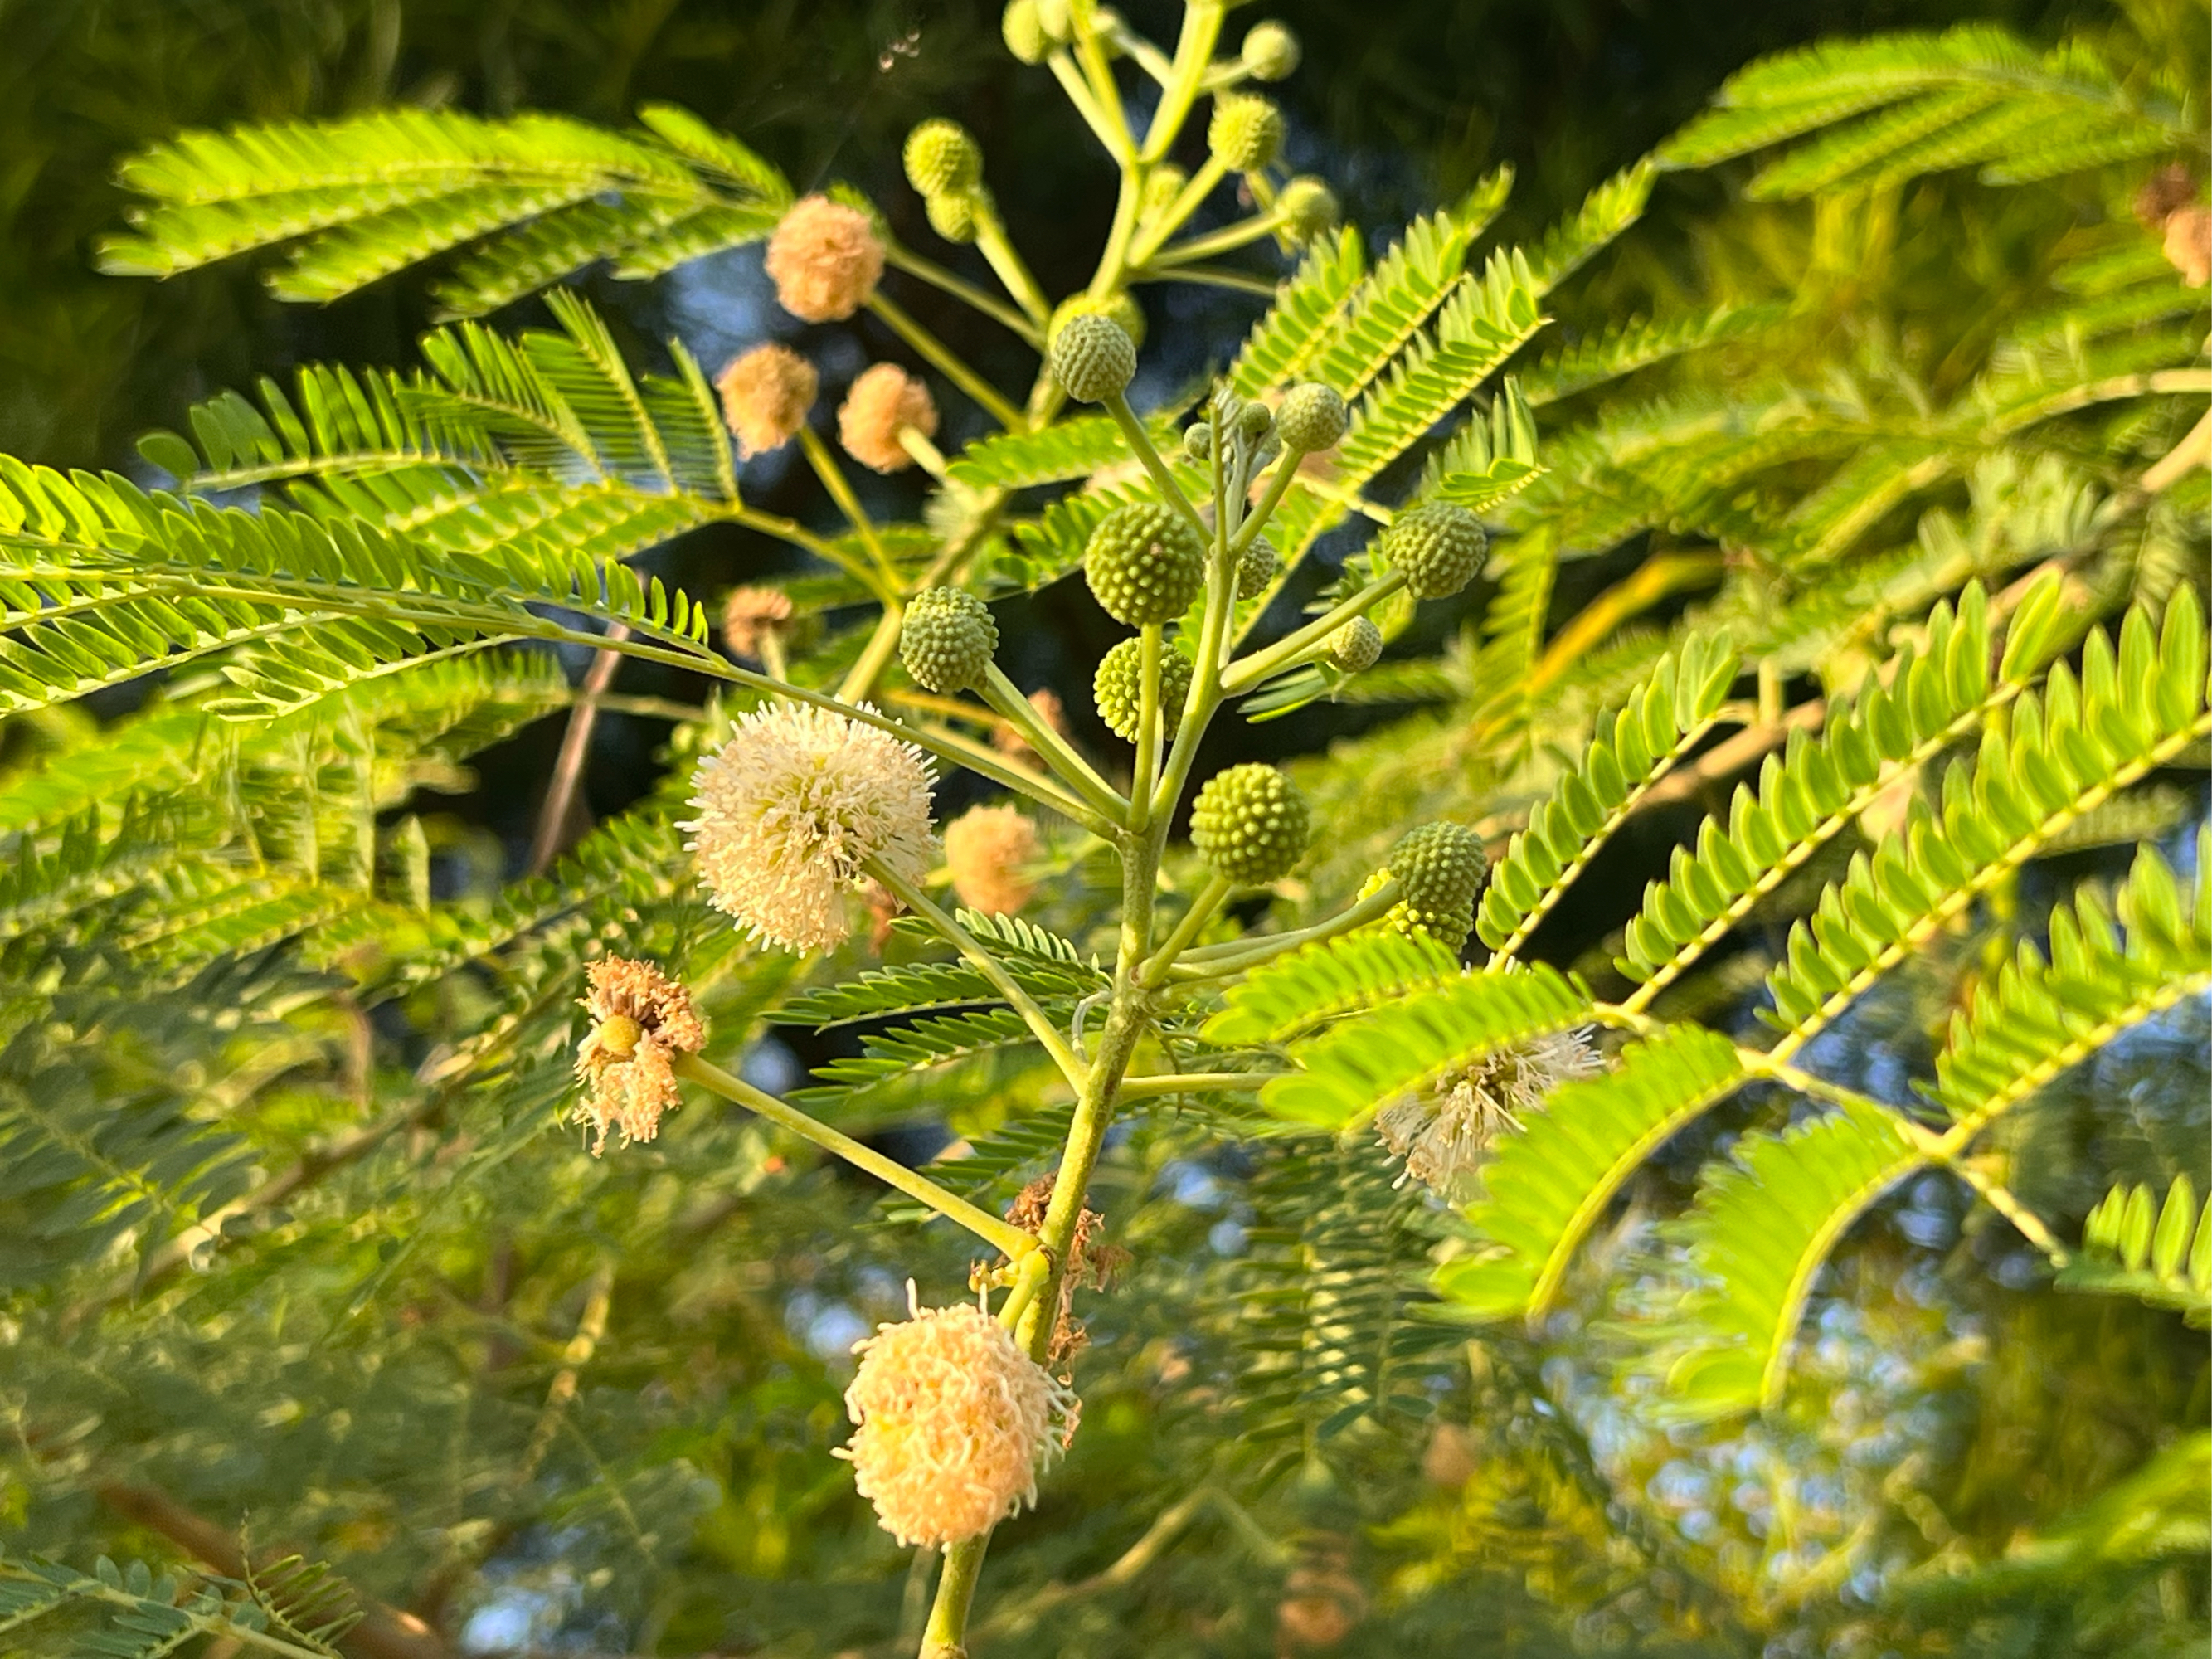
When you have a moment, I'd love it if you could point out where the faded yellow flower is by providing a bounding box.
[1374,1026,1600,1199]
[839,1294,1077,1550]
[943,804,1038,916]
[722,585,795,659]
[715,343,818,457]
[572,957,705,1155]
[838,362,939,474]
[764,195,886,322]
[684,701,937,953]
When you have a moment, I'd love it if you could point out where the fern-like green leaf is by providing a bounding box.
[1477,634,1739,959]
[2058,1175,2212,1324]
[1203,929,1461,1048]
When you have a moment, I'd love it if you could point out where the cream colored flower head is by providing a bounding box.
[944,803,1038,917]
[765,195,886,322]
[684,701,938,953]
[1375,1026,1600,1199]
[715,343,818,457]
[572,956,706,1155]
[722,585,794,658]
[839,1294,1078,1550]
[838,362,939,474]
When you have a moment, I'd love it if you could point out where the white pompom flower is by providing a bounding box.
[684,701,938,953]
[1375,1027,1601,1199]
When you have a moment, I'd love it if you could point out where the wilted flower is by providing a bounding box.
[572,957,705,1155]
[684,701,937,953]
[1374,1027,1600,1198]
[715,344,818,457]
[764,195,885,322]
[722,585,795,659]
[838,362,939,473]
[943,804,1038,916]
[839,1292,1078,1550]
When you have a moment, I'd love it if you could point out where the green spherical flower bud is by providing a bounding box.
[1208,94,1285,173]
[1050,313,1137,404]
[1328,615,1383,673]
[926,189,981,244]
[1236,535,1281,600]
[1277,176,1340,242]
[1182,422,1214,463]
[1382,820,1488,950]
[1241,20,1301,80]
[1048,291,1145,353]
[1002,0,1049,61]
[1383,499,1487,600]
[1237,401,1275,443]
[1276,382,1348,454]
[900,587,999,693]
[1092,636,1194,742]
[1034,0,1073,43]
[1191,763,1310,886]
[903,119,982,197]
[1142,164,1187,219]
[1084,501,1206,625]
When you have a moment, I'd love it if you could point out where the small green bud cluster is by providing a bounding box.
[1051,313,1139,404]
[1048,292,1146,353]
[1236,536,1281,600]
[904,119,990,246]
[1381,500,1486,599]
[1085,501,1206,625]
[1241,21,1300,81]
[1276,177,1340,243]
[900,587,999,693]
[1001,0,1067,61]
[1380,821,1488,950]
[1208,95,1284,173]
[1191,764,1309,885]
[1093,638,1194,741]
[1328,615,1383,672]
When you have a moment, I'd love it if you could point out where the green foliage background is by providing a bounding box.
[0,2,2205,1657]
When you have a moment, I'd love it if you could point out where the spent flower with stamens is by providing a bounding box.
[722,585,794,659]
[715,343,817,457]
[944,804,1038,916]
[572,957,705,1155]
[1375,1027,1600,1199]
[839,362,939,474]
[840,1295,1078,1550]
[685,702,937,953]
[765,195,886,322]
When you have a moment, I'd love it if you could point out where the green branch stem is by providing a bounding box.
[1116,1070,1287,1100]
[982,663,1129,821]
[866,292,1028,431]
[1129,153,1230,266]
[1101,388,1209,540]
[1138,873,1232,985]
[799,427,899,591]
[669,1052,1033,1258]
[1144,208,1288,270]
[884,241,1045,343]
[1223,571,1406,693]
[1168,881,1398,976]
[866,859,1090,1091]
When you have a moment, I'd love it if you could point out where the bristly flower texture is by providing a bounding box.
[838,362,939,473]
[944,803,1038,916]
[685,701,938,953]
[840,1294,1078,1550]
[573,957,706,1155]
[764,194,886,322]
[715,343,818,457]
[1375,1028,1601,1199]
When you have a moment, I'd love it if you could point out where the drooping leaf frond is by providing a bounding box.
[1203,929,1461,1048]
[100,105,791,314]
[2058,1175,2212,1324]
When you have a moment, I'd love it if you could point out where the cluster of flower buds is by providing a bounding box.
[903,117,991,247]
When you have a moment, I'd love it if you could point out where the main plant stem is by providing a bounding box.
[918,831,1161,1657]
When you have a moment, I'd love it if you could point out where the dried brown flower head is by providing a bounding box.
[722,585,795,659]
[1003,1173,1126,1367]
[764,195,885,322]
[715,344,818,457]
[839,1294,1077,1550]
[838,362,939,474]
[2163,204,2211,287]
[573,957,705,1155]
[943,804,1038,916]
